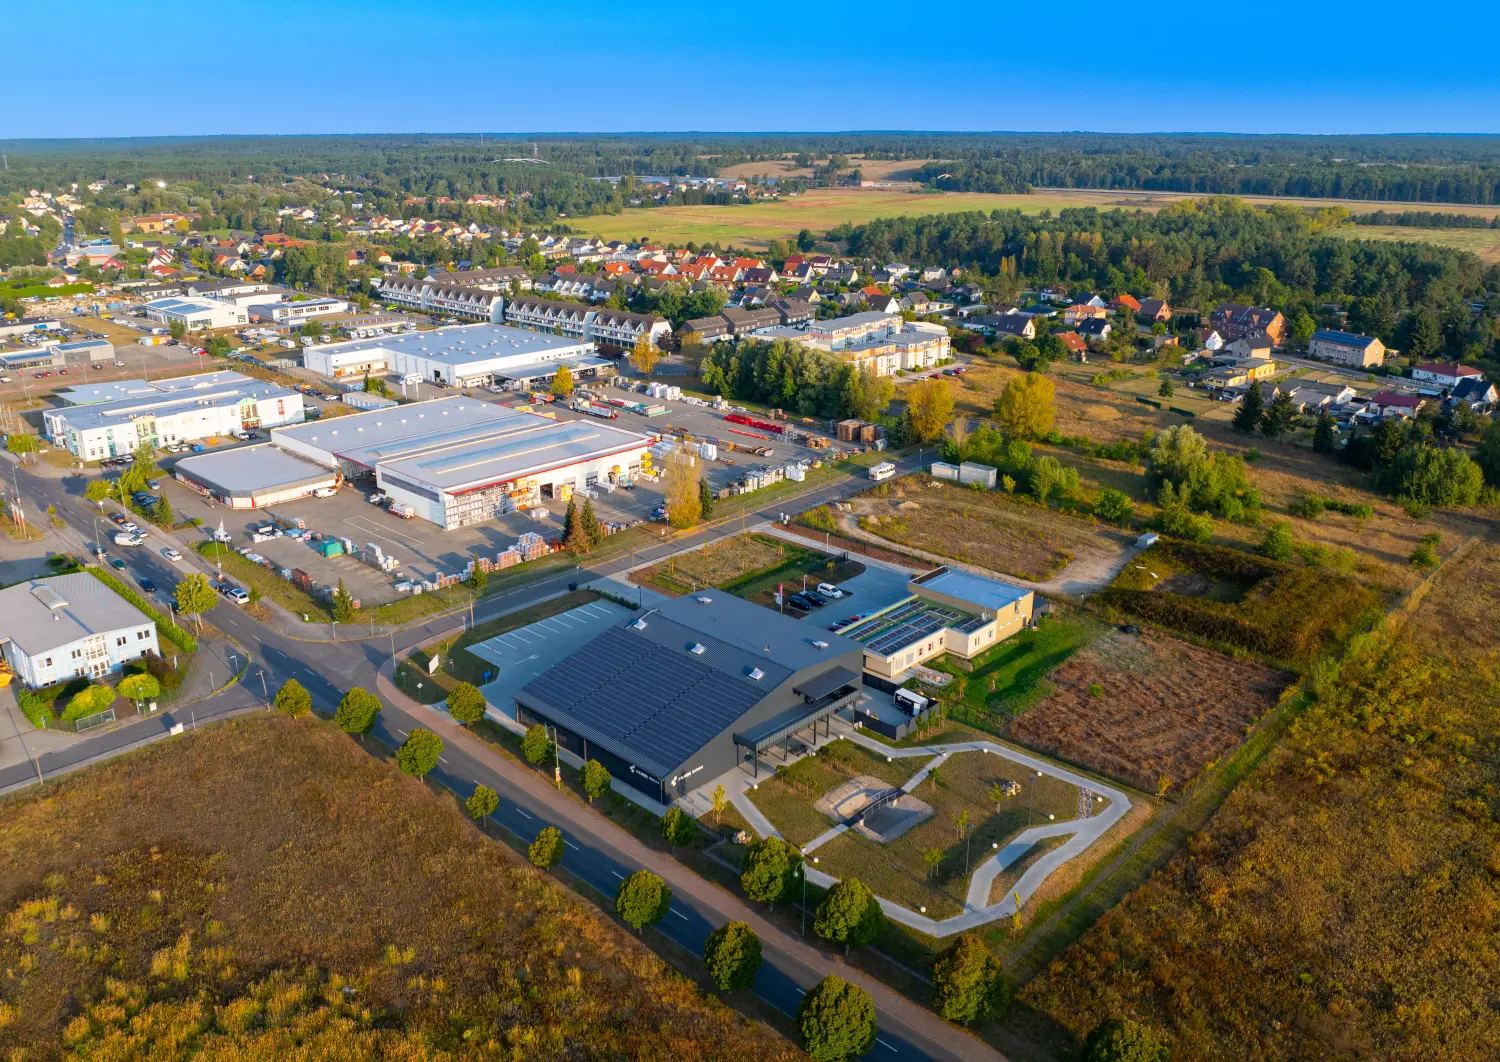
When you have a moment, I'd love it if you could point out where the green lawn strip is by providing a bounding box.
[747,740,933,847]
[930,613,1107,725]
[395,588,603,703]
[813,750,1079,920]
[86,565,197,652]
[2,282,94,298]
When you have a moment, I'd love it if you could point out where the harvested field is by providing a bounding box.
[1003,630,1289,793]
[0,716,797,1061]
[848,476,1127,584]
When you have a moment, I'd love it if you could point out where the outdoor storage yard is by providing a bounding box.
[839,475,1131,587]
[1001,628,1289,794]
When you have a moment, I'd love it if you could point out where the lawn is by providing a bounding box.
[745,739,933,848]
[812,748,1080,919]
[633,531,864,608]
[930,612,1109,725]
[395,587,603,703]
[1,281,95,299]
[0,714,793,1061]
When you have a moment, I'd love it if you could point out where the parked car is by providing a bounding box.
[802,590,828,607]
[816,582,844,598]
[137,577,157,593]
[109,513,127,525]
[161,547,182,561]
[218,585,250,605]
[787,593,816,611]
[146,479,160,490]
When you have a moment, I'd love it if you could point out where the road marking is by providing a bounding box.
[395,729,407,737]
[438,756,449,764]
[515,807,532,819]
[610,870,625,880]
[564,840,579,851]
[670,908,689,921]
[794,986,807,995]
[876,1038,897,1052]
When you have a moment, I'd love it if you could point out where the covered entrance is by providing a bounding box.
[733,665,862,778]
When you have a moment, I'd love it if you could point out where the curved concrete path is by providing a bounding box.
[802,732,1132,939]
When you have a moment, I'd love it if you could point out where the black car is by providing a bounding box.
[787,594,816,611]
[802,590,828,607]
[137,577,157,593]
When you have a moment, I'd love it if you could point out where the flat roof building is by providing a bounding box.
[0,573,160,688]
[143,296,248,331]
[272,397,653,528]
[43,370,304,459]
[515,592,867,804]
[172,444,340,509]
[761,312,951,377]
[300,322,599,389]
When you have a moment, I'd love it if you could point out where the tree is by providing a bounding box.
[331,579,355,624]
[1083,1018,1171,1062]
[1094,488,1133,524]
[797,976,876,1062]
[334,687,381,733]
[1258,520,1295,562]
[931,933,1012,1024]
[561,497,589,553]
[84,479,113,506]
[703,921,762,992]
[445,681,486,725]
[521,722,553,765]
[550,364,574,396]
[662,444,702,529]
[813,878,884,954]
[698,477,715,520]
[615,869,671,933]
[661,807,697,849]
[904,378,955,443]
[1260,389,1296,440]
[466,784,498,820]
[5,433,36,457]
[152,492,174,527]
[1232,381,1264,434]
[529,825,564,867]
[1158,378,1174,399]
[271,677,312,718]
[467,561,488,592]
[173,573,218,633]
[1475,421,1500,487]
[1312,409,1337,454]
[630,333,661,375]
[993,372,1055,440]
[740,836,801,905]
[118,673,160,708]
[1379,444,1484,507]
[709,782,728,826]
[579,496,602,546]
[581,758,611,802]
[168,319,187,341]
[396,728,443,776]
[922,848,944,880]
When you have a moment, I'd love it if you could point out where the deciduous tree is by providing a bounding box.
[905,377,955,443]
[466,784,498,820]
[273,677,312,718]
[615,869,671,933]
[396,728,442,776]
[117,673,160,708]
[740,836,800,905]
[334,686,381,733]
[931,933,1012,1024]
[813,878,884,954]
[660,807,697,849]
[550,364,574,396]
[797,976,876,1062]
[521,723,552,765]
[993,372,1055,440]
[445,681,486,725]
[703,921,762,992]
[581,759,611,802]
[173,573,218,633]
[662,443,702,529]
[528,825,564,867]
[1083,1018,1171,1062]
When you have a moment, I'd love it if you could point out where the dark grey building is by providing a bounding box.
[514,592,865,804]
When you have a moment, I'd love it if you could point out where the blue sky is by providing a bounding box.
[7,0,1496,138]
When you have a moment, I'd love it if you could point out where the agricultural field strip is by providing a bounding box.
[800,733,1131,938]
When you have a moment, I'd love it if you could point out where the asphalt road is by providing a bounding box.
[4,449,989,1062]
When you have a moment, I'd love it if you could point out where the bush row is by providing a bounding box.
[86,566,197,653]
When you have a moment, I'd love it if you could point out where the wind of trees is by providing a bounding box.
[700,338,895,420]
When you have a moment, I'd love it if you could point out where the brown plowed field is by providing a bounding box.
[1004,630,1288,793]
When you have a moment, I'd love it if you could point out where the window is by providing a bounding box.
[71,648,83,659]
[116,636,127,647]
[42,657,52,667]
[138,629,151,641]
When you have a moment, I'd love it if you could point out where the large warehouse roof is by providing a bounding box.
[59,370,254,406]
[274,397,650,492]
[315,322,589,368]
[517,594,861,778]
[173,444,337,499]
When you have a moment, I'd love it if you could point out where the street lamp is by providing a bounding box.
[545,724,563,788]
[1028,769,1043,826]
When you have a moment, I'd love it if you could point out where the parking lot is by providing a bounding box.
[471,598,634,720]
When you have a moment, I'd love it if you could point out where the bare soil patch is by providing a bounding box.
[1004,630,1289,793]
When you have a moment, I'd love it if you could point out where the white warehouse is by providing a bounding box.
[43,370,304,459]
[0,574,160,687]
[143,296,248,331]
[300,322,607,390]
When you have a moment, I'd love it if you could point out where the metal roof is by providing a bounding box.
[913,567,1030,613]
[45,376,299,433]
[516,594,862,777]
[173,444,337,497]
[314,322,591,369]
[59,371,253,406]
[0,573,154,659]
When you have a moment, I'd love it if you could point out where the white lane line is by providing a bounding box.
[794,986,807,995]
[564,840,580,850]
[670,908,689,921]
[515,807,532,819]
[611,870,625,880]
[876,1039,896,1051]
[438,756,449,764]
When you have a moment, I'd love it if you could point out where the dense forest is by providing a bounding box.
[840,198,1500,362]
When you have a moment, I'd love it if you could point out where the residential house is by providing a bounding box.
[1451,376,1498,412]
[1056,331,1088,357]
[743,267,778,285]
[867,293,901,314]
[719,306,783,336]
[1411,362,1484,389]
[1368,391,1424,418]
[972,314,1036,340]
[680,316,732,343]
[1211,304,1286,345]
[1309,329,1386,368]
[0,575,161,688]
[1138,298,1171,322]
[767,297,814,327]
[1225,336,1274,360]
[1063,303,1109,325]
[1193,327,1225,351]
[1077,318,1112,341]
[901,292,932,314]
[1110,293,1142,313]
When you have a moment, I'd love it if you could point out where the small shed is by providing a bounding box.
[930,461,960,481]
[1136,532,1160,549]
[958,461,998,489]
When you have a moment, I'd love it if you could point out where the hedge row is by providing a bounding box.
[86,566,197,653]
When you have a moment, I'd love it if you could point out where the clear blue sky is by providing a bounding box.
[8,0,1497,138]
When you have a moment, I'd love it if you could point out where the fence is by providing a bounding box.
[72,707,116,733]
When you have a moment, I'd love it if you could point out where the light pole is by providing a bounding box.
[546,724,562,788]
[1028,769,1042,826]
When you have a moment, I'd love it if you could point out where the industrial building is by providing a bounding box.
[514,592,867,804]
[172,444,340,509]
[760,311,951,377]
[142,296,249,331]
[43,370,304,459]
[841,567,1034,679]
[299,322,608,390]
[42,338,114,364]
[0,574,160,687]
[271,397,653,528]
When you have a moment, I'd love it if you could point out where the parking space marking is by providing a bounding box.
[343,516,424,551]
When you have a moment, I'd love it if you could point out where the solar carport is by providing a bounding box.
[514,593,866,804]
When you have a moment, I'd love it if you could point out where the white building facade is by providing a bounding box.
[0,575,160,687]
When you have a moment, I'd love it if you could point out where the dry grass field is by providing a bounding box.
[1331,223,1500,262]
[0,716,797,1061]
[1003,629,1290,793]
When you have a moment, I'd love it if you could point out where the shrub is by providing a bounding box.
[1093,488,1133,524]
[61,684,115,723]
[660,807,697,849]
[1287,493,1325,520]
[1083,1018,1171,1062]
[931,933,1013,1024]
[87,567,196,652]
[528,826,564,868]
[16,689,50,729]
[801,506,839,533]
[1257,520,1295,562]
[703,921,762,993]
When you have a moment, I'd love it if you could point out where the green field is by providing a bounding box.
[569,188,1113,248]
[2,281,95,299]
